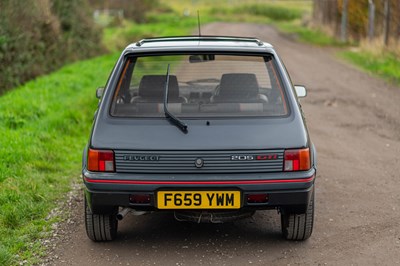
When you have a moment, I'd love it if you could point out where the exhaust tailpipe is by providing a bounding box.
[116,208,131,220]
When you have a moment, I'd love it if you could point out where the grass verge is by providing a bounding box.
[340,50,400,86]
[0,52,119,265]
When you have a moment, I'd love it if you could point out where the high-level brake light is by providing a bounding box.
[88,149,115,172]
[284,148,310,171]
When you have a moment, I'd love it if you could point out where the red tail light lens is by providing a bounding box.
[284,148,311,171]
[247,194,269,204]
[88,149,115,172]
[130,194,151,204]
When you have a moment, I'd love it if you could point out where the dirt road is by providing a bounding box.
[44,23,400,265]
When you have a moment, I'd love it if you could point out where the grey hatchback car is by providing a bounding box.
[82,36,317,242]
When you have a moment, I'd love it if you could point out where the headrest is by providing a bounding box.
[138,75,179,98]
[219,73,259,98]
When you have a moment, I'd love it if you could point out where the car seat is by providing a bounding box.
[130,75,187,103]
[211,73,268,103]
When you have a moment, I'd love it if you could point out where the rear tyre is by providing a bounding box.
[84,197,118,241]
[280,189,314,241]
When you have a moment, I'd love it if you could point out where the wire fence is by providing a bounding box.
[313,0,400,46]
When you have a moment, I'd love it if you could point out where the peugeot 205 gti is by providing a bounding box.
[82,36,317,241]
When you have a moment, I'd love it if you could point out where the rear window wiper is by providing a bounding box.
[164,64,188,134]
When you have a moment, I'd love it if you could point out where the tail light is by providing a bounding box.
[284,148,310,171]
[88,149,115,172]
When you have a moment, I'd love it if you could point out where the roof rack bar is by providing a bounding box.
[135,36,264,47]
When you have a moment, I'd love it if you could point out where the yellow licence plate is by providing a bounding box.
[157,191,241,209]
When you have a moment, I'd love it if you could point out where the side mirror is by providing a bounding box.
[96,87,104,99]
[294,85,307,98]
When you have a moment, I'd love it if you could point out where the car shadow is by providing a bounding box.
[104,210,287,248]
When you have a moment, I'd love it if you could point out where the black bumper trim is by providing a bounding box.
[85,184,314,214]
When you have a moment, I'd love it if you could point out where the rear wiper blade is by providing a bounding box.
[164,64,188,134]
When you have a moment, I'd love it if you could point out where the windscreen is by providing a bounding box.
[110,54,289,118]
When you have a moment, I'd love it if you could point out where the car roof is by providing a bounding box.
[124,36,274,52]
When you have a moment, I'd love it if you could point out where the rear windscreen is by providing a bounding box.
[110,54,289,118]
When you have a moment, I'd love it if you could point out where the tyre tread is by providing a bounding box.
[84,197,118,242]
[281,189,314,241]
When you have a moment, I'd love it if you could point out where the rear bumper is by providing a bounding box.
[83,169,316,214]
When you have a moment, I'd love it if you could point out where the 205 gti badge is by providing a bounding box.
[230,154,278,161]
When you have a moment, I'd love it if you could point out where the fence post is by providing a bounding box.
[368,0,375,41]
[383,0,390,46]
[313,0,319,23]
[397,0,400,43]
[341,0,349,42]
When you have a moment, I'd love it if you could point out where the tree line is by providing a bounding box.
[0,0,105,93]
[0,0,161,94]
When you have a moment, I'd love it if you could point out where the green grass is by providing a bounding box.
[277,21,344,46]
[0,52,119,265]
[205,2,308,25]
[340,50,400,86]
[163,0,311,15]
[209,3,304,22]
[103,12,213,52]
